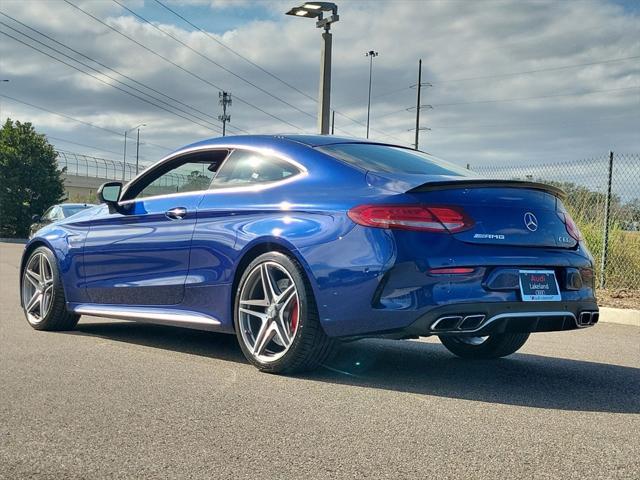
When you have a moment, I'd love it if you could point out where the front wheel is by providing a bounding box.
[21,246,79,331]
[234,252,334,374]
[439,333,530,359]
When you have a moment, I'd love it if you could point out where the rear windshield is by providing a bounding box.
[319,143,472,177]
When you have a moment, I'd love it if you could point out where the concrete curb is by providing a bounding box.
[0,238,27,244]
[598,307,640,327]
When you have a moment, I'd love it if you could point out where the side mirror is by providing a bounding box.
[97,182,122,204]
[31,214,41,223]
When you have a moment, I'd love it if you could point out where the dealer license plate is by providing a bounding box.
[519,270,561,302]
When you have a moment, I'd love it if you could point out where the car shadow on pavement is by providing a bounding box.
[73,322,639,414]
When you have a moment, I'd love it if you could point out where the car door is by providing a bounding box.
[188,148,304,322]
[82,151,222,306]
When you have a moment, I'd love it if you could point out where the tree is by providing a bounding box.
[0,119,65,238]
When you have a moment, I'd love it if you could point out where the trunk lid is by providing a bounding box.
[367,172,576,249]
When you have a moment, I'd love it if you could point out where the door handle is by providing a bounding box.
[165,207,187,220]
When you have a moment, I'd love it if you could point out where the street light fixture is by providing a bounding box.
[365,50,378,139]
[122,123,146,180]
[286,2,339,135]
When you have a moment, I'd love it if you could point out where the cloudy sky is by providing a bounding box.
[0,0,638,169]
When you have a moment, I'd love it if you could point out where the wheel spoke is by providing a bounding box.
[26,291,41,314]
[253,322,274,356]
[274,312,292,347]
[275,284,295,305]
[25,269,40,288]
[239,307,268,321]
[39,254,46,280]
[239,298,269,307]
[260,264,278,303]
[278,288,296,311]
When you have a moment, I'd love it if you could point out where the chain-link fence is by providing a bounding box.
[471,153,640,291]
[56,150,188,188]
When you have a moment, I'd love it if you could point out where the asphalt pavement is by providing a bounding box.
[1,242,639,479]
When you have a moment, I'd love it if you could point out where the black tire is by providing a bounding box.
[439,333,530,359]
[233,251,335,374]
[21,246,79,331]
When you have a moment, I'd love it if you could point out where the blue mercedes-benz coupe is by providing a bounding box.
[20,135,598,373]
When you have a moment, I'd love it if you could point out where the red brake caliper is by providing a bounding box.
[290,299,299,334]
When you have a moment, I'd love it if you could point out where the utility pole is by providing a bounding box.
[135,127,141,175]
[218,91,232,136]
[122,130,128,181]
[414,59,422,150]
[365,50,378,139]
[412,59,432,150]
[122,123,145,181]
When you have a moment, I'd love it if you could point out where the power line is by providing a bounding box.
[150,0,366,138]
[430,85,640,107]
[0,28,228,135]
[153,0,317,103]
[61,0,306,132]
[435,55,640,84]
[113,0,316,124]
[0,11,246,134]
[372,55,640,100]
[373,85,640,120]
[47,135,132,157]
[0,93,173,151]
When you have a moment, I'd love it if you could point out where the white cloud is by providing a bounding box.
[0,0,637,166]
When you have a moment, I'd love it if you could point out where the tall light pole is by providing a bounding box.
[365,50,378,139]
[122,123,146,181]
[286,2,339,135]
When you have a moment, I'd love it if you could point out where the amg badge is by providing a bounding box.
[473,233,505,240]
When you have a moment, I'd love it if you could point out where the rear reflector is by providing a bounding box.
[428,267,475,275]
[348,204,473,232]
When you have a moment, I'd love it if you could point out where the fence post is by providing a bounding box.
[599,151,614,289]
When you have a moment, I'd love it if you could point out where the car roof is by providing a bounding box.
[60,203,95,207]
[178,134,399,151]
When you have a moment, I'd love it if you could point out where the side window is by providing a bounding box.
[126,150,228,200]
[211,149,299,189]
[41,207,54,221]
[139,162,216,198]
[50,207,64,221]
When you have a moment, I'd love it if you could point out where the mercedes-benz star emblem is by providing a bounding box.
[524,212,538,232]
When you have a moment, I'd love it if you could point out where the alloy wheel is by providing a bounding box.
[238,261,300,363]
[22,252,54,324]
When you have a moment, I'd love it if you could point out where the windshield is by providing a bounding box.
[319,143,472,177]
[61,205,92,218]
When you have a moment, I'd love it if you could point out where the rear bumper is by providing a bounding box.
[410,300,598,336]
[346,300,599,340]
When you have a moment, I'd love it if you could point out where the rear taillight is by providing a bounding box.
[557,211,583,241]
[347,204,473,233]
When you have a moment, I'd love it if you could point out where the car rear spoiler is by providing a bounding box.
[407,179,566,199]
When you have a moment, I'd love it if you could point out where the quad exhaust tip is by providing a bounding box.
[579,311,599,326]
[431,314,486,332]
